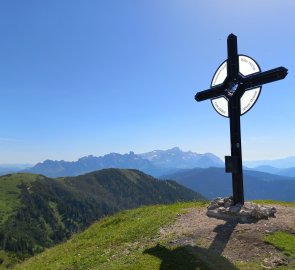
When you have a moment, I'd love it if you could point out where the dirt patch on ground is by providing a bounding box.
[160,204,295,265]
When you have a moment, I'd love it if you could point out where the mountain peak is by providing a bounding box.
[169,147,182,152]
[139,147,223,169]
[24,148,224,178]
[78,155,96,161]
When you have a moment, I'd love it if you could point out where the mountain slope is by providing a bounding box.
[13,201,295,270]
[12,202,210,270]
[0,169,205,266]
[0,174,41,226]
[277,167,295,177]
[251,165,281,175]
[162,167,295,201]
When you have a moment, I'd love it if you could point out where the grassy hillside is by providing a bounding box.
[13,202,207,270]
[0,169,205,267]
[0,174,42,225]
[13,201,295,270]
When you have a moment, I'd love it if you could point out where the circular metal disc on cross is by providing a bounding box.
[211,55,262,117]
[195,34,288,205]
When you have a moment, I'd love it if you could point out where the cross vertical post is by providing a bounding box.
[229,94,244,204]
[227,34,244,205]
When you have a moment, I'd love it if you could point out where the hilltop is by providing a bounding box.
[0,169,205,268]
[13,201,295,270]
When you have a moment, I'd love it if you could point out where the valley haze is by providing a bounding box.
[2,147,295,178]
[0,147,293,203]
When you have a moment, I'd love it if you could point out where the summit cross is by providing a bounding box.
[195,34,288,205]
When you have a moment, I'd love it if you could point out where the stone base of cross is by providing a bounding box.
[195,34,288,205]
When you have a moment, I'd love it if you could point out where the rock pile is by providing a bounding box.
[207,197,277,223]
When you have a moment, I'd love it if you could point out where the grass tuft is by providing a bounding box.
[264,231,295,258]
[253,200,295,207]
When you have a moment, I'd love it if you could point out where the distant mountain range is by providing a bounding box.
[244,157,295,177]
[0,169,204,259]
[244,156,295,169]
[249,165,295,177]
[162,167,295,202]
[3,148,295,178]
[0,164,32,176]
[22,147,224,178]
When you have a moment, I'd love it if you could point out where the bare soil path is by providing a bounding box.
[160,203,295,268]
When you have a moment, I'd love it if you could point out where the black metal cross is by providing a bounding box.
[195,34,288,205]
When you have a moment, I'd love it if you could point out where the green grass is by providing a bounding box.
[12,201,243,270]
[265,231,295,258]
[264,231,295,270]
[0,250,24,269]
[253,200,295,207]
[11,201,295,270]
[0,173,41,225]
[14,201,213,270]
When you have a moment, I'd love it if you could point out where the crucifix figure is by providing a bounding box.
[195,34,288,205]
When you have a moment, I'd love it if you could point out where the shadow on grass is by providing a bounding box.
[143,220,239,270]
[143,244,238,270]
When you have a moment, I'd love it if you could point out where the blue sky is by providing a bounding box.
[0,0,294,164]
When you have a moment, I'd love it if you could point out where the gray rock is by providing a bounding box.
[216,199,224,206]
[224,200,234,208]
[229,205,241,214]
[206,197,277,223]
[207,202,219,210]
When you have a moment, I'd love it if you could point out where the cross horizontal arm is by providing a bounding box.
[195,84,226,102]
[242,67,288,89]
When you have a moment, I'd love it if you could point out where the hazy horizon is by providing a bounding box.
[1,146,295,167]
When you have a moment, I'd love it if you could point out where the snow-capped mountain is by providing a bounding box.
[23,147,224,178]
[139,147,224,169]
